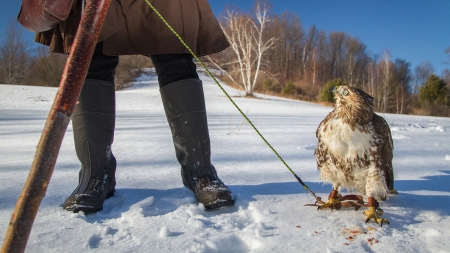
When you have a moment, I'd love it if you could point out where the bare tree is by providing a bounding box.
[0,21,30,84]
[26,45,67,87]
[300,25,318,81]
[204,4,430,115]
[412,61,435,95]
[277,12,303,82]
[443,47,450,88]
[326,32,346,81]
[442,68,450,88]
[444,47,450,64]
[393,59,411,114]
[208,2,277,96]
[343,37,368,87]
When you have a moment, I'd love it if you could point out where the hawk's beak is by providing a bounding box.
[329,86,337,93]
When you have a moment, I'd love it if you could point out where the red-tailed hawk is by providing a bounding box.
[314,85,395,225]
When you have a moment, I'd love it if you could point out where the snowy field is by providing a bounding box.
[1,70,449,252]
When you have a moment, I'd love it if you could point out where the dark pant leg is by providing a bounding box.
[86,42,119,83]
[149,53,199,88]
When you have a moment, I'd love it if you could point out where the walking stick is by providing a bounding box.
[1,0,112,252]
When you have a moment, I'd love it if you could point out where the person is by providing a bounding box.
[34,0,234,213]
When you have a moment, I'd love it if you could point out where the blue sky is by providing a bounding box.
[1,0,449,74]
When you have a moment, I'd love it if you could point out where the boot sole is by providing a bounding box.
[65,189,115,214]
[204,199,235,211]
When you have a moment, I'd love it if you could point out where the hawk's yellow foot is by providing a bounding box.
[364,197,389,226]
[364,206,389,226]
[317,190,342,210]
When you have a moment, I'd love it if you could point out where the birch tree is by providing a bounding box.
[376,50,393,112]
[365,59,377,95]
[208,2,277,96]
[299,25,318,84]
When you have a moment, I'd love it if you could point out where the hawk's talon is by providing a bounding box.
[364,206,389,226]
[317,197,342,211]
[314,197,324,205]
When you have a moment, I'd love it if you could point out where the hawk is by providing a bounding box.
[314,85,396,225]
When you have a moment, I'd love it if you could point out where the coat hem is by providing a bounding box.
[102,43,230,57]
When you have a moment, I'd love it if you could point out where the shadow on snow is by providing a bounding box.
[76,170,450,224]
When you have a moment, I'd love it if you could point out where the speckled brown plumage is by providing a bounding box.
[314,86,394,200]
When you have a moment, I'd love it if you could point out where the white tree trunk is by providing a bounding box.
[208,2,277,96]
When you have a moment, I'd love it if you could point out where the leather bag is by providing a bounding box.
[17,0,74,32]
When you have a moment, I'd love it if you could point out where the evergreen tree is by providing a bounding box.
[418,74,449,106]
[319,78,347,102]
[281,80,294,95]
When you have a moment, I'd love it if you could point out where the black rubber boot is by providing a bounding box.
[63,79,117,214]
[160,78,234,210]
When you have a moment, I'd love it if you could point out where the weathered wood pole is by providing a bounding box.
[1,0,111,252]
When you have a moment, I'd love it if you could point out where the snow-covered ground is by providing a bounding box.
[1,70,449,252]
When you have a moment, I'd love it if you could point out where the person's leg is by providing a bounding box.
[149,53,199,87]
[85,42,118,83]
[151,54,234,210]
[63,43,119,213]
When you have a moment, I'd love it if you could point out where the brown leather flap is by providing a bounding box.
[18,0,74,32]
[44,0,74,20]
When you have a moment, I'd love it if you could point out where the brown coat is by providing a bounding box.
[35,0,229,56]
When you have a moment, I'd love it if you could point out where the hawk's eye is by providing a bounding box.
[343,90,349,96]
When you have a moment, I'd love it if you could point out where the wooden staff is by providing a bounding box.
[1,0,112,252]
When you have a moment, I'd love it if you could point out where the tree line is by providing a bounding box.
[208,2,450,117]
[1,3,449,117]
[0,21,152,89]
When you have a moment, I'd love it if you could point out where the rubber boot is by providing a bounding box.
[63,79,117,214]
[160,78,234,210]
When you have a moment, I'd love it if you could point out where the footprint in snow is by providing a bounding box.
[86,234,102,249]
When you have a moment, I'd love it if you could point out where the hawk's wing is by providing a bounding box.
[314,111,335,170]
[372,114,394,191]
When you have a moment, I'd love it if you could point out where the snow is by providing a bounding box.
[1,70,450,252]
